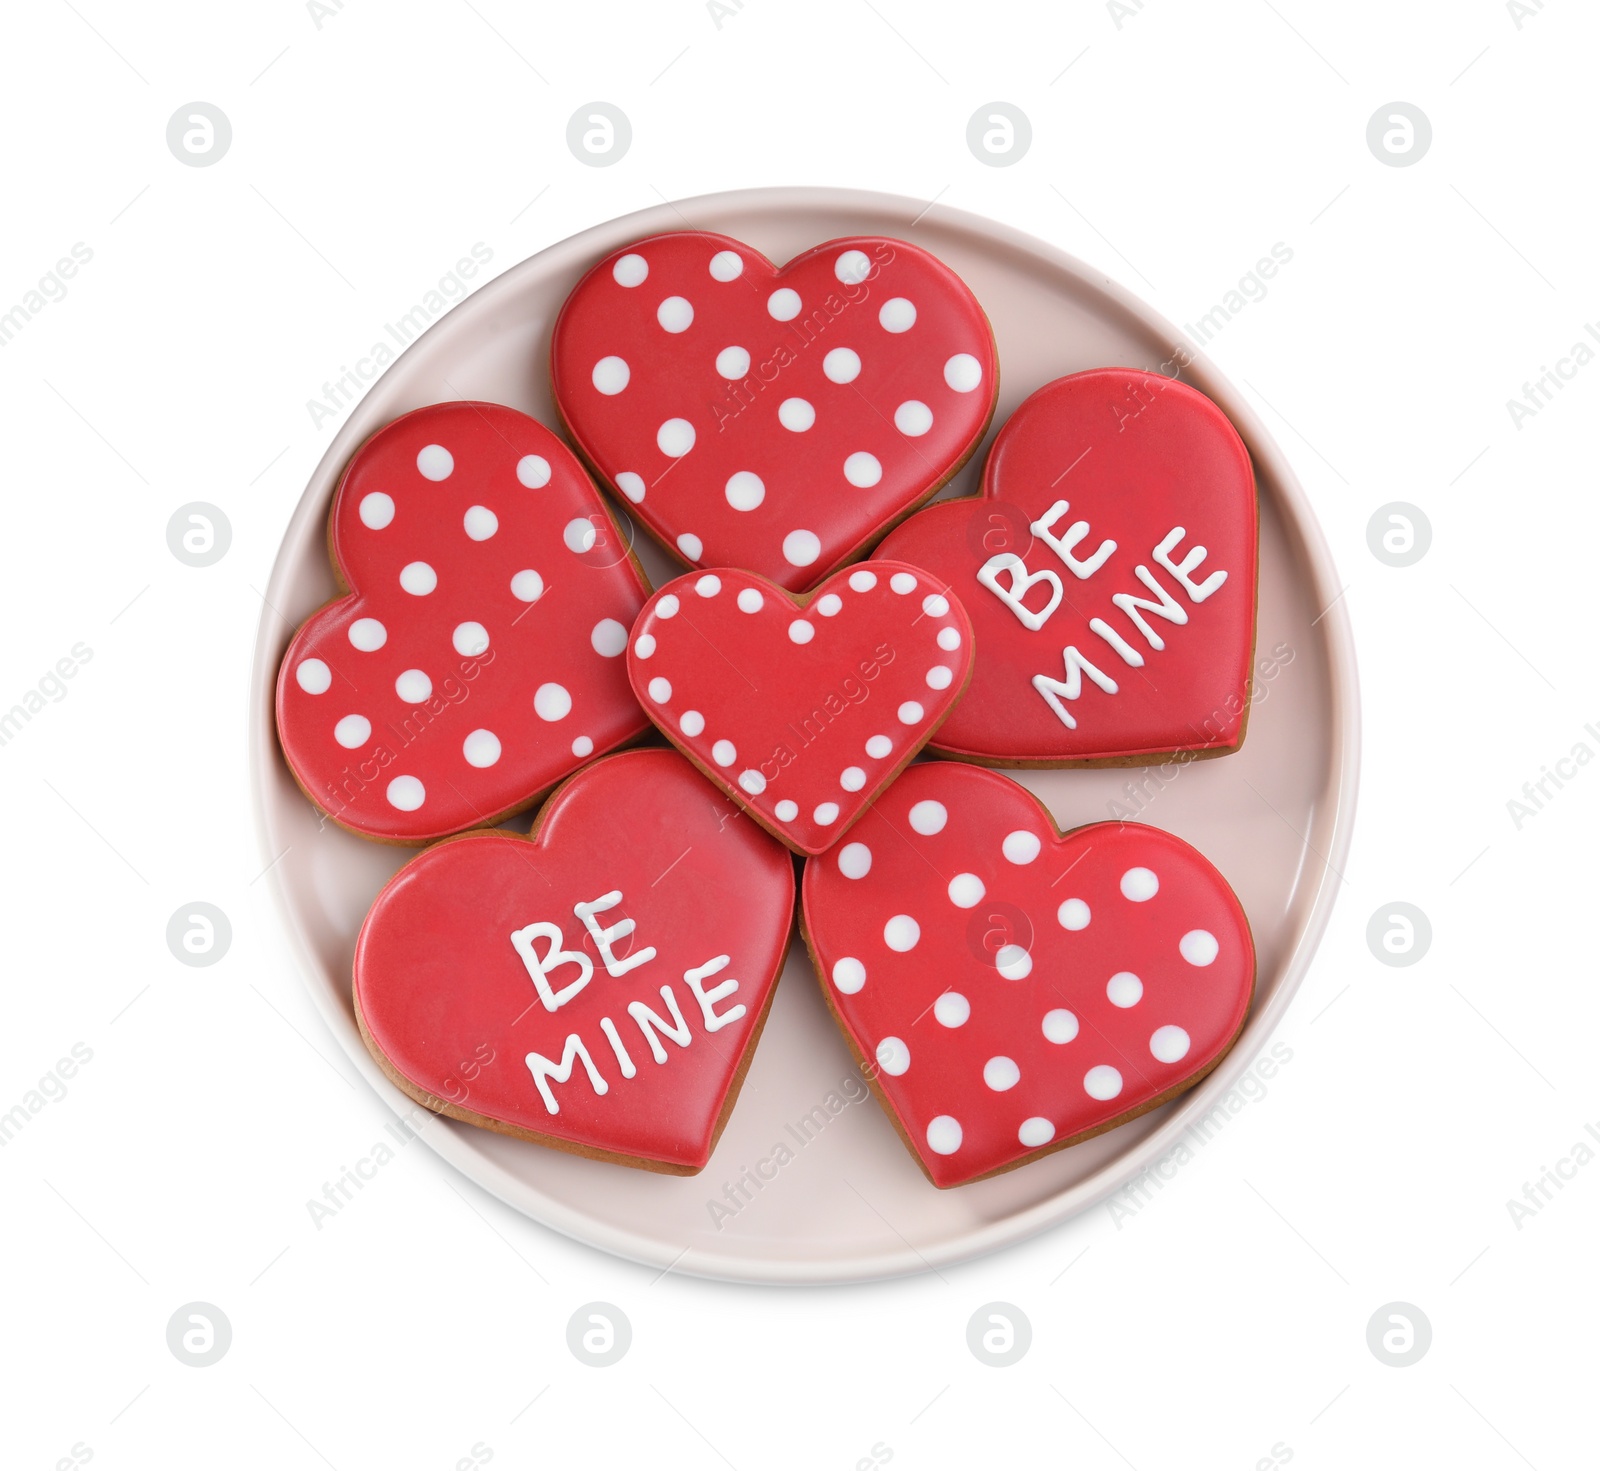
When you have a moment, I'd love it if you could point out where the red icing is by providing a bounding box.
[552,232,997,592]
[627,562,974,856]
[354,749,796,1173]
[802,763,1255,1187]
[877,369,1258,763]
[275,402,650,843]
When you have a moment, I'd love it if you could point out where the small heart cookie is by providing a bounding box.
[552,231,998,591]
[276,402,650,843]
[355,749,796,1174]
[802,762,1255,1187]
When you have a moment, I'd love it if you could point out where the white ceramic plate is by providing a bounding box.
[249,187,1358,1284]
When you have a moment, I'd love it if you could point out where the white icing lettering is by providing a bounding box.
[599,1015,637,1079]
[1088,617,1145,668]
[574,890,657,976]
[510,922,595,1012]
[1029,499,1116,579]
[525,1033,607,1115]
[1111,563,1189,651]
[976,553,1062,631]
[685,954,747,1032]
[628,985,694,1064]
[1153,526,1226,602]
[1032,647,1119,729]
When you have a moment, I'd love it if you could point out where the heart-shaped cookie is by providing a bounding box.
[877,369,1258,764]
[627,562,974,856]
[276,402,650,844]
[354,749,796,1174]
[552,231,998,592]
[802,762,1255,1187]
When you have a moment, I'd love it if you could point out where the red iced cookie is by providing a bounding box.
[551,231,998,592]
[354,749,796,1174]
[275,402,650,844]
[877,369,1258,764]
[802,763,1255,1187]
[626,562,974,856]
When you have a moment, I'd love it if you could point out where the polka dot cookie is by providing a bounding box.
[551,232,998,593]
[800,762,1255,1187]
[627,562,975,856]
[275,402,651,844]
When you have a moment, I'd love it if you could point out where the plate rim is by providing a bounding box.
[248,183,1361,1285]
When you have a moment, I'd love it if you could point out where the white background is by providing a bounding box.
[2,1,1595,1466]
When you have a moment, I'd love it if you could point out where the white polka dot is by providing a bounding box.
[947,873,985,908]
[934,992,970,1028]
[657,419,695,457]
[657,295,693,333]
[592,355,629,394]
[1084,1065,1123,1101]
[1058,898,1091,931]
[816,593,843,617]
[944,353,983,392]
[1121,867,1159,902]
[737,587,764,613]
[612,253,647,287]
[767,287,801,321]
[725,471,765,511]
[533,683,571,721]
[838,842,872,879]
[517,454,551,488]
[983,1056,1020,1092]
[823,347,861,383]
[452,622,489,656]
[615,471,646,503]
[359,492,394,529]
[695,574,721,597]
[908,800,947,835]
[738,769,766,795]
[895,400,933,436]
[1019,1117,1055,1148]
[656,594,680,618]
[887,573,915,597]
[633,633,655,658]
[395,669,431,703]
[788,619,814,645]
[334,714,370,749]
[647,677,672,703]
[879,297,916,332]
[416,444,453,481]
[711,739,736,767]
[709,249,743,281]
[778,397,815,431]
[877,1037,911,1077]
[937,626,962,651]
[509,569,544,603]
[783,529,821,567]
[996,944,1033,980]
[677,533,703,560]
[1150,1025,1192,1064]
[897,701,924,725]
[571,736,594,758]
[844,451,882,488]
[926,1115,962,1154]
[884,914,920,951]
[716,346,750,380]
[463,505,498,541]
[564,518,597,554]
[926,666,954,690]
[1107,972,1143,1008]
[387,775,425,811]
[681,710,705,736]
[296,659,331,694]
[774,799,798,821]
[833,957,866,994]
[591,619,627,657]
[1042,1009,1079,1044]
[462,729,501,768]
[814,802,841,825]
[865,734,892,759]
[399,561,437,595]
[1180,929,1220,966]
[840,766,866,791]
[1002,830,1042,865]
[922,593,950,617]
[349,618,386,652]
[834,249,872,284]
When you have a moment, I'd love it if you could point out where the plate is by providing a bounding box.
[249,187,1358,1284]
